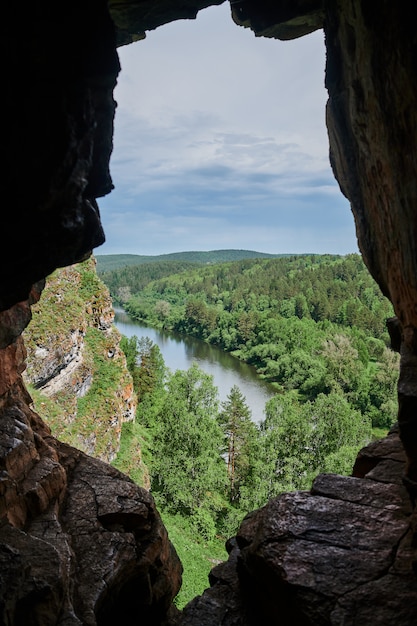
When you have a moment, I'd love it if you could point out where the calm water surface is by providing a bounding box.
[114,308,276,423]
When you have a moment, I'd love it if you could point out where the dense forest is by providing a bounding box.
[102,253,398,430]
[96,248,285,273]
[104,252,400,604]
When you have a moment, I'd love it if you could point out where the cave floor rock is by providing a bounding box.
[0,394,182,626]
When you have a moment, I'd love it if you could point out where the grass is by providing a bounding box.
[160,511,228,609]
[112,420,150,487]
[372,426,391,440]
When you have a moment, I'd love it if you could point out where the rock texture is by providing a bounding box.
[109,0,225,46]
[179,426,417,625]
[322,0,417,491]
[0,300,182,625]
[22,259,136,463]
[1,0,119,312]
[230,0,324,40]
[2,0,417,624]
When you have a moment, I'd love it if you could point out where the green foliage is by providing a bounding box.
[100,260,200,302]
[111,420,150,487]
[87,253,400,606]
[112,323,383,604]
[24,259,132,460]
[120,335,139,375]
[120,335,166,400]
[26,384,74,440]
[150,364,228,529]
[75,326,130,458]
[218,385,258,503]
[111,253,398,429]
[161,512,227,609]
[240,390,372,511]
[96,249,285,274]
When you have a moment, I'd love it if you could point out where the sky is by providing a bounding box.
[98,2,358,257]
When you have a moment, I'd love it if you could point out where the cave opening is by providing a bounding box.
[3,1,417,624]
[93,2,378,614]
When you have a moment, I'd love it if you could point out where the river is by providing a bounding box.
[113,308,276,423]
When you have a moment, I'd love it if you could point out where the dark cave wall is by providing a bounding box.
[325,0,417,328]
[1,0,120,312]
[323,0,417,486]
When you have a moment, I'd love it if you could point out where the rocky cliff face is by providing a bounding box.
[0,298,182,625]
[22,258,136,464]
[1,1,417,624]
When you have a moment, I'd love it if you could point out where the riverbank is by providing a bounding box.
[113,306,277,423]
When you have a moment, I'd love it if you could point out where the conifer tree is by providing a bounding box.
[218,385,257,503]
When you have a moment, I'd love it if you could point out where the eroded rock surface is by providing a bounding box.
[0,301,182,626]
[179,427,417,625]
[23,260,136,463]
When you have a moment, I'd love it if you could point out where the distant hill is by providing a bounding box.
[95,250,291,273]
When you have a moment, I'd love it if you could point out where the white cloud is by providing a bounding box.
[98,2,357,257]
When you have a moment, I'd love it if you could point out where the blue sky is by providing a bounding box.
[98,2,358,256]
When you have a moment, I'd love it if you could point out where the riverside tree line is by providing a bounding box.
[105,253,399,540]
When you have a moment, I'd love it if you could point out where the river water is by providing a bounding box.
[113,308,276,423]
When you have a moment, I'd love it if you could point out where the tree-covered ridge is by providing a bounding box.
[99,260,201,301]
[103,253,399,431]
[105,253,391,336]
[112,250,399,599]
[95,248,289,273]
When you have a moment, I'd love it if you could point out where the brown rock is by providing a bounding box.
[0,405,182,625]
[1,296,181,625]
[180,435,417,625]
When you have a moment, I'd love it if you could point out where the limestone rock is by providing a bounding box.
[23,260,136,463]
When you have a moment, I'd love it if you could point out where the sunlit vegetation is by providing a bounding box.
[24,259,132,459]
[103,253,399,431]
[113,314,394,605]
[160,511,227,610]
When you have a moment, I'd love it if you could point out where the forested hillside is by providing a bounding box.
[21,254,401,608]
[105,252,400,604]
[99,259,200,300]
[102,253,398,431]
[95,248,286,273]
